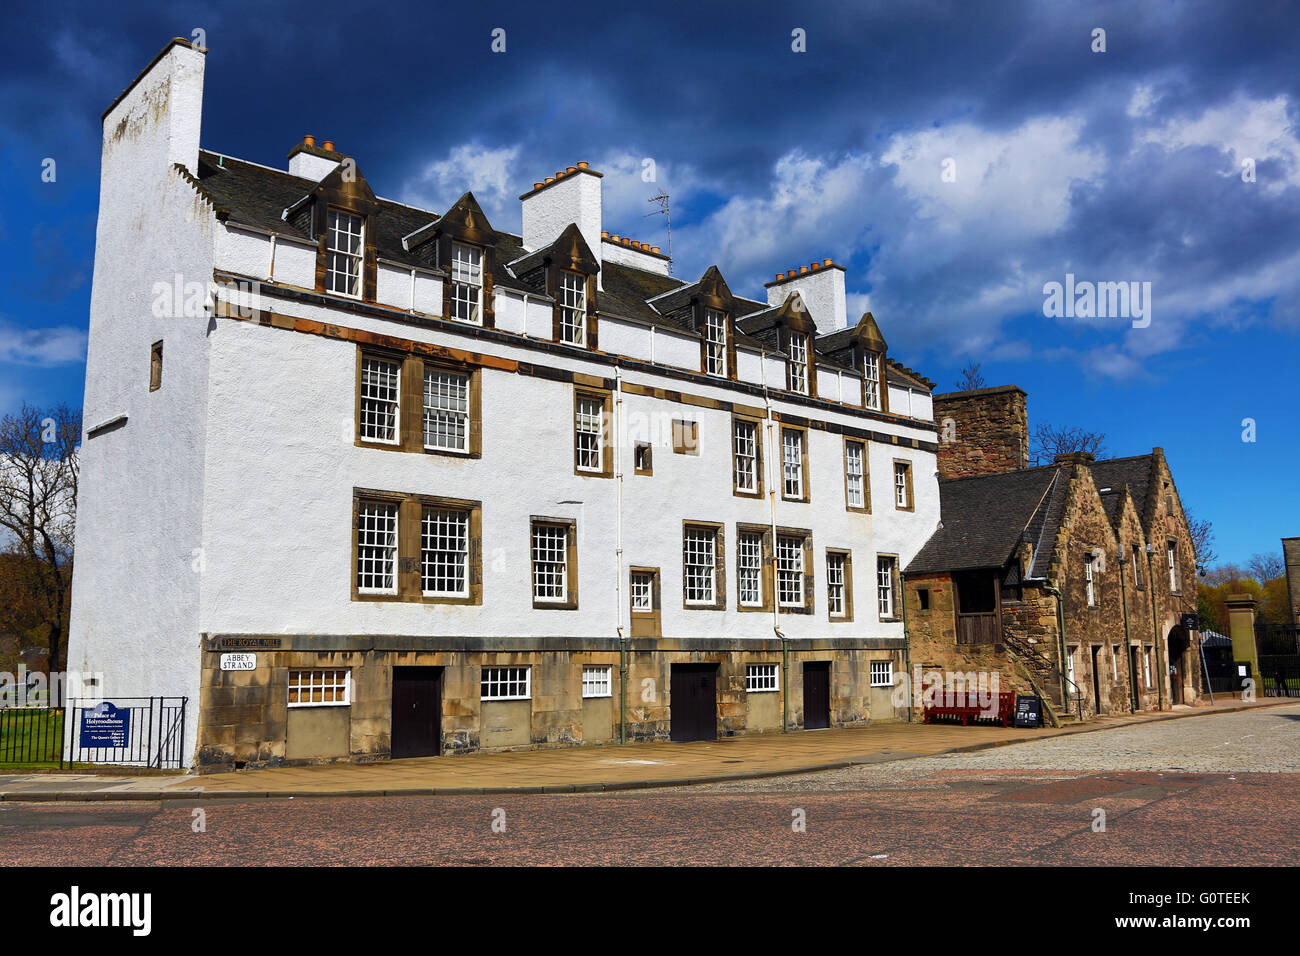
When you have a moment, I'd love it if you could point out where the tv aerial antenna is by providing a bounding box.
[645,190,672,273]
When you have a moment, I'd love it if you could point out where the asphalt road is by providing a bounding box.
[1,705,1296,866]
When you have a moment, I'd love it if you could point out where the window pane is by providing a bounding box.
[684,527,716,604]
[575,395,603,471]
[559,272,586,345]
[360,357,399,443]
[423,369,469,451]
[421,508,469,596]
[738,532,763,606]
[734,420,757,492]
[777,536,804,606]
[357,502,397,592]
[327,210,364,296]
[532,525,568,600]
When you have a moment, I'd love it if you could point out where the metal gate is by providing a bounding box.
[65,697,189,769]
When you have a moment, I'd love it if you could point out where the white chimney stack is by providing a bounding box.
[765,259,847,335]
[520,163,603,287]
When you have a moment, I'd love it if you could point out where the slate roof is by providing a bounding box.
[189,147,925,382]
[907,465,1061,575]
[907,452,1160,579]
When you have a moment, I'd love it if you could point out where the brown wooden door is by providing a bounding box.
[392,666,442,758]
[670,664,717,742]
[803,662,831,729]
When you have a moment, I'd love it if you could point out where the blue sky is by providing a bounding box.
[0,0,1297,567]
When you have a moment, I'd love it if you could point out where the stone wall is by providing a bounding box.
[1283,537,1300,628]
[932,385,1029,480]
[195,636,906,771]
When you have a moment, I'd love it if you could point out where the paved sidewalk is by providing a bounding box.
[0,697,1287,802]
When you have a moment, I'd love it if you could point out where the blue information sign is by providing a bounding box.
[80,701,130,748]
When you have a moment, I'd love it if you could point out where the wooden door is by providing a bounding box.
[803,662,831,729]
[670,664,717,742]
[391,666,442,758]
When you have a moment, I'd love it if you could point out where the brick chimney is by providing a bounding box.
[932,385,1029,480]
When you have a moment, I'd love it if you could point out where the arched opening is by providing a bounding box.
[1167,625,1190,705]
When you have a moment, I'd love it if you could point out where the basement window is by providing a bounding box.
[582,666,613,699]
[287,669,351,707]
[870,661,893,688]
[746,664,779,693]
[481,666,531,701]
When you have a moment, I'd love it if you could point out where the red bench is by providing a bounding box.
[922,690,1016,727]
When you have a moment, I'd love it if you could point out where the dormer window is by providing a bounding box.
[704,309,728,376]
[787,332,809,394]
[559,271,586,345]
[326,209,364,297]
[450,241,483,324]
[863,352,882,410]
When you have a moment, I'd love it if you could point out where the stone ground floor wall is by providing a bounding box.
[195,635,908,771]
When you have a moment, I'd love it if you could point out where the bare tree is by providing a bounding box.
[0,403,80,674]
[1246,551,1284,583]
[1185,511,1217,568]
[953,360,986,391]
[1031,422,1109,465]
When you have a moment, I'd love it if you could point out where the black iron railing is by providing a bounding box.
[65,697,188,769]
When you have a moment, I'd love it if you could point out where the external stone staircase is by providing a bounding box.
[1001,630,1085,728]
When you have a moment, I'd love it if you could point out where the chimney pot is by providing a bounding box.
[823,258,833,267]
[651,246,660,254]
[611,234,620,241]
[303,135,315,147]
[811,262,821,271]
[322,140,335,152]
[787,269,796,279]
[601,230,609,238]
[566,166,577,174]
[622,237,630,246]
[799,266,809,275]
[577,161,589,169]
[545,177,554,184]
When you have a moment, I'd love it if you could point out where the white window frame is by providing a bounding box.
[531,523,569,603]
[733,419,758,493]
[782,429,804,500]
[356,500,398,594]
[1112,649,1119,682]
[559,271,587,345]
[683,526,718,605]
[359,356,400,444]
[421,507,470,598]
[827,552,847,617]
[450,241,483,324]
[423,367,470,452]
[877,556,896,619]
[738,532,763,607]
[1144,647,1152,686]
[845,441,865,508]
[894,462,910,509]
[1085,554,1097,606]
[630,571,654,613]
[582,665,613,699]
[746,663,779,693]
[288,669,351,708]
[787,332,808,394]
[869,660,893,688]
[575,394,603,473]
[777,535,805,608]
[1167,540,1179,592]
[1066,647,1078,689]
[704,309,727,376]
[326,209,364,298]
[863,352,881,410]
[481,666,531,701]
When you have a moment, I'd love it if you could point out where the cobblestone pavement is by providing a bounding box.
[0,705,1294,866]
[674,701,1300,794]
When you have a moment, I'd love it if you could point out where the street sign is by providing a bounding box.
[1181,613,1199,631]
[79,701,130,749]
[220,653,257,671]
[1014,695,1041,728]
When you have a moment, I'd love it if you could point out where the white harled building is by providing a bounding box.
[67,39,941,769]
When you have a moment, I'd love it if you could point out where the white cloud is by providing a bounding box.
[400,143,522,221]
[1141,93,1300,189]
[0,322,87,366]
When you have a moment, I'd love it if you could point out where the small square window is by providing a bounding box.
[481,666,530,701]
[634,442,653,475]
[870,661,893,688]
[672,420,699,455]
[288,669,351,707]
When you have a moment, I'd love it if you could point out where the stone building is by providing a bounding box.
[66,40,942,770]
[1283,537,1300,628]
[903,385,1204,722]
